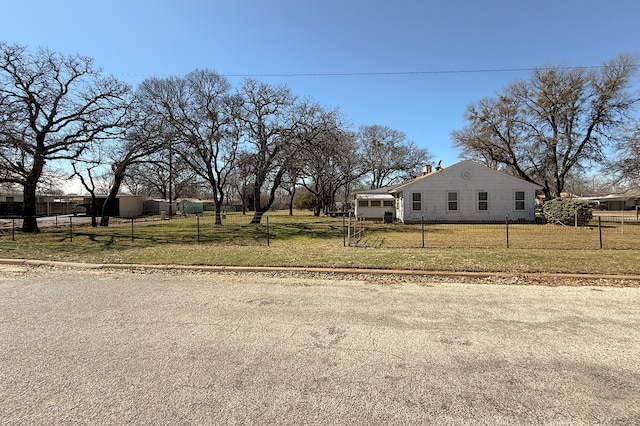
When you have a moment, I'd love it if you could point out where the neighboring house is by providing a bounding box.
[114,195,147,217]
[354,187,397,221]
[0,192,24,217]
[178,199,204,214]
[1,192,165,218]
[355,160,541,223]
[143,199,177,216]
[0,192,23,203]
[73,194,147,217]
[1,192,81,216]
[578,189,640,211]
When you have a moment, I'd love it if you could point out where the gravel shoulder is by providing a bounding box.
[2,258,640,288]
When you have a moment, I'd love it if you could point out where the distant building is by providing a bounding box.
[577,189,640,211]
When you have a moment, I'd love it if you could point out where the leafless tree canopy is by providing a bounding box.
[452,55,639,198]
[293,101,363,215]
[18,44,638,226]
[0,42,131,231]
[608,121,640,187]
[358,125,432,189]
[136,70,240,224]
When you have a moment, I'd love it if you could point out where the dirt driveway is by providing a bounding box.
[1,266,638,424]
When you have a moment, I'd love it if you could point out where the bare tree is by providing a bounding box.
[609,121,640,187]
[452,54,639,198]
[294,102,361,215]
[98,106,167,225]
[280,165,302,216]
[238,79,298,224]
[0,42,130,232]
[71,158,102,227]
[124,150,197,199]
[225,150,254,214]
[358,125,432,189]
[137,70,239,224]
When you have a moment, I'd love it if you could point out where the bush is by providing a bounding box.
[543,198,593,226]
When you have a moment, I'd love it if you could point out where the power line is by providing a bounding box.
[112,64,639,81]
[221,64,638,78]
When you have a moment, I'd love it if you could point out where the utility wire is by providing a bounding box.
[221,64,638,78]
[114,64,639,80]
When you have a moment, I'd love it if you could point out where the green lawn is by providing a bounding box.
[1,211,638,276]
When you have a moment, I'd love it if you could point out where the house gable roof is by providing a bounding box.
[388,160,542,193]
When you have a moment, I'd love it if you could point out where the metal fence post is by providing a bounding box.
[12,219,15,241]
[69,216,73,242]
[421,216,425,248]
[598,216,602,249]
[342,214,346,247]
[347,213,352,247]
[131,217,134,242]
[197,214,200,244]
[505,215,510,248]
[266,216,270,247]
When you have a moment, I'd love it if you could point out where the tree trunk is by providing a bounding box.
[21,150,46,233]
[22,177,40,233]
[214,200,223,226]
[90,194,98,227]
[100,166,126,227]
[287,185,296,216]
[250,209,267,224]
[313,199,322,217]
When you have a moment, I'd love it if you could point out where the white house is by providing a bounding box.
[380,160,541,223]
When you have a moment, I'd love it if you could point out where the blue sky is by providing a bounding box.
[3,0,639,168]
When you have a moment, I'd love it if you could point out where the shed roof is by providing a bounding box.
[356,193,395,200]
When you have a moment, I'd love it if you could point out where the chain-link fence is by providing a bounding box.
[2,212,639,250]
[347,214,639,250]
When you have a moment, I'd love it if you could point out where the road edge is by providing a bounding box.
[2,258,640,283]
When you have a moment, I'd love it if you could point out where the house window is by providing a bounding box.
[370,200,381,207]
[358,200,368,207]
[383,200,394,207]
[447,191,458,211]
[412,192,422,211]
[515,191,525,210]
[478,191,488,211]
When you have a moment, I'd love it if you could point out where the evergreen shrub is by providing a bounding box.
[543,198,593,226]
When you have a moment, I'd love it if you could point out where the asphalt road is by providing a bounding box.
[1,266,638,425]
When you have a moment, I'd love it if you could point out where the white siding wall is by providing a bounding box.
[395,192,404,221]
[355,198,395,220]
[399,162,539,223]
